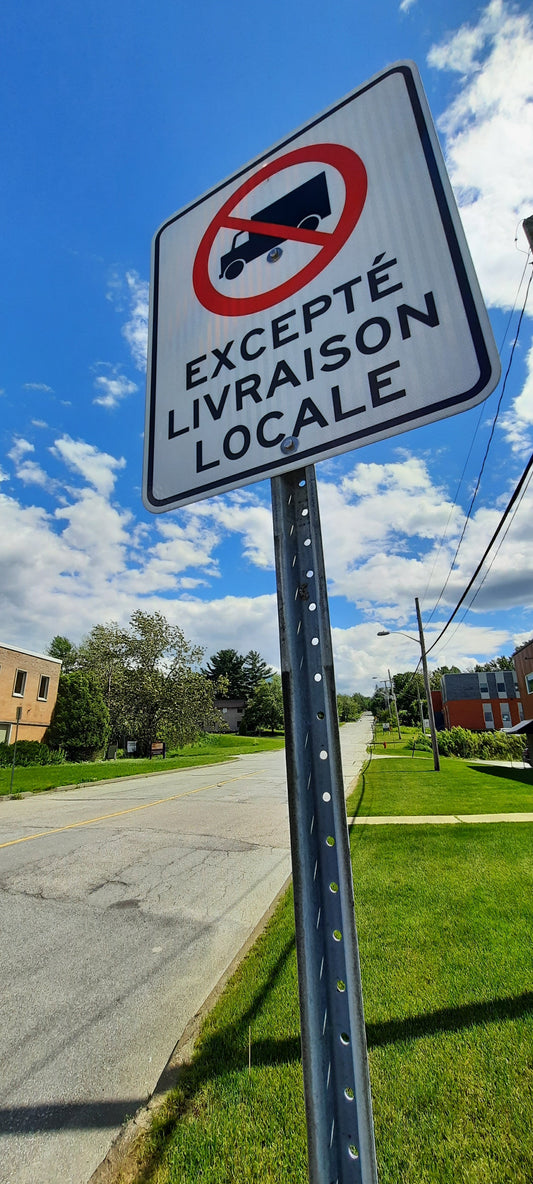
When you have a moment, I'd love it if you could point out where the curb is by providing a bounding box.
[0,759,240,803]
[88,872,293,1184]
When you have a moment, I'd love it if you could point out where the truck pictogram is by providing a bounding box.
[219,171,331,280]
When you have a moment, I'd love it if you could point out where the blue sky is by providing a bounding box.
[1,0,532,692]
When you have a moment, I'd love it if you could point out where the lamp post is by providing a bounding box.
[377,598,441,772]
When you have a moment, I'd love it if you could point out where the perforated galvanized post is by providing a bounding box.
[271,464,378,1184]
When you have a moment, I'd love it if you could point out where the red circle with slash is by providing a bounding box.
[193,143,368,317]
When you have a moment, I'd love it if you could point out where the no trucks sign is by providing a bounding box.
[143,61,500,513]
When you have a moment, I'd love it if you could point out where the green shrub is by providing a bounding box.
[437,726,525,761]
[45,671,110,761]
[0,740,66,768]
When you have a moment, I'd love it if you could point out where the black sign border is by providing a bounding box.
[145,63,496,510]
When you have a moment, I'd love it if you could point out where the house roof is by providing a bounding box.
[0,642,62,664]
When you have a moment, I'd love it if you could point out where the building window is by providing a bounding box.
[483,705,494,730]
[478,675,489,697]
[526,672,533,695]
[501,709,511,726]
[38,675,50,701]
[0,722,10,744]
[13,669,27,697]
[519,703,524,721]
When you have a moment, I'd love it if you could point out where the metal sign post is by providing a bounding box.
[271,464,378,1184]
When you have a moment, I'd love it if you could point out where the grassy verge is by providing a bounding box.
[0,733,285,796]
[346,753,533,817]
[118,764,533,1184]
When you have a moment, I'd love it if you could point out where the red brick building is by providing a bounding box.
[439,670,522,732]
[0,643,62,744]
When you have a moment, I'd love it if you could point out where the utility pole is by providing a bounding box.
[388,668,402,740]
[415,597,440,772]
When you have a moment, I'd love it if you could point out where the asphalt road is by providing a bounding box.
[0,717,372,1184]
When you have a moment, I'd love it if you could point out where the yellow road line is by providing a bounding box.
[0,771,261,850]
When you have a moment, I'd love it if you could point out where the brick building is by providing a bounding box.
[440,670,523,732]
[513,639,533,720]
[511,640,533,762]
[0,643,62,744]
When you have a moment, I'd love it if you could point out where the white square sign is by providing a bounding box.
[143,61,500,513]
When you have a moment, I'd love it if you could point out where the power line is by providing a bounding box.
[436,462,533,651]
[424,261,533,622]
[425,449,533,656]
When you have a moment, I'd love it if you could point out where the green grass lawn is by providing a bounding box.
[346,754,533,817]
[119,762,533,1184]
[0,733,285,796]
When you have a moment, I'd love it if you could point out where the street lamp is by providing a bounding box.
[377,596,441,772]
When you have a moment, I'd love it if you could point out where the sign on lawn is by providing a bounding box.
[143,61,500,513]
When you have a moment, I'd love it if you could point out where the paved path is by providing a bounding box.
[350,813,533,825]
[0,718,372,1184]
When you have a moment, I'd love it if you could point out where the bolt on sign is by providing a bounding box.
[143,61,500,513]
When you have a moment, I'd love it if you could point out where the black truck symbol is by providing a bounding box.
[219,171,331,281]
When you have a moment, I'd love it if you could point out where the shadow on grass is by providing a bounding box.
[366,990,533,1049]
[138,922,533,1183]
[467,764,533,784]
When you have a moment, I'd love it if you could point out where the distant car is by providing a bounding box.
[219,171,331,280]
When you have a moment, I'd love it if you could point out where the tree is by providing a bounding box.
[47,635,78,674]
[202,649,247,698]
[202,648,274,699]
[240,675,284,734]
[46,672,110,760]
[473,655,514,671]
[242,650,275,697]
[391,671,427,727]
[337,692,371,722]
[77,611,218,752]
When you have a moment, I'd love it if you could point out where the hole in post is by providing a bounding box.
[344,1087,354,1101]
[311,636,319,646]
[320,749,328,760]
[299,479,306,487]
[333,929,342,942]
[314,673,322,682]
[308,602,316,612]
[330,881,339,893]
[317,711,324,719]
[323,791,331,802]
[306,569,313,577]
[301,507,309,516]
[304,538,311,547]
[326,835,335,847]
[348,1145,359,1160]
[340,1032,350,1045]
[337,979,346,993]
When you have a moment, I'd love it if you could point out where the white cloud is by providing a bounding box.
[427,0,533,311]
[8,437,35,465]
[122,271,149,371]
[31,419,48,429]
[23,382,53,393]
[500,335,533,453]
[399,0,417,11]
[93,366,137,409]
[16,460,54,489]
[50,436,126,497]
[186,491,274,569]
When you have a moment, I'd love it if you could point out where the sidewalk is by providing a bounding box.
[349,812,533,825]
